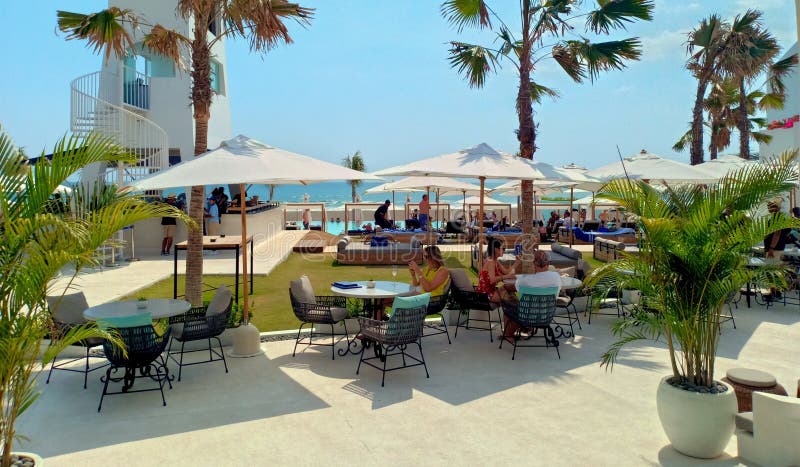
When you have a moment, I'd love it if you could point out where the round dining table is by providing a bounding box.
[83,298,191,321]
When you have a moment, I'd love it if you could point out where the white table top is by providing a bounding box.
[330,281,414,299]
[84,298,191,321]
[504,276,582,290]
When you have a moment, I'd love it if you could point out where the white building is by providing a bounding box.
[73,0,232,186]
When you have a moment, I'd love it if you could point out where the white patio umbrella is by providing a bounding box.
[130,135,380,356]
[587,149,718,184]
[492,180,563,221]
[373,143,548,267]
[572,194,619,206]
[697,154,758,179]
[365,176,481,224]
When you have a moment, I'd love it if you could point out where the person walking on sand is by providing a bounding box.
[419,194,430,230]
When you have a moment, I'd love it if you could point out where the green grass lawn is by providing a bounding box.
[122,252,479,332]
[124,250,604,332]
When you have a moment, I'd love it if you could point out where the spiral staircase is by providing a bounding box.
[70,66,168,187]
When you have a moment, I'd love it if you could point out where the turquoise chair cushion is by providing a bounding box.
[517,286,559,298]
[388,293,430,335]
[97,312,153,330]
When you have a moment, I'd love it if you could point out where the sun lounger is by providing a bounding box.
[336,236,424,265]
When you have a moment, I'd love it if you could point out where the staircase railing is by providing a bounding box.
[70,67,168,186]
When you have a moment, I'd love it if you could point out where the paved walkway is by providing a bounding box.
[19,299,799,466]
[50,231,310,306]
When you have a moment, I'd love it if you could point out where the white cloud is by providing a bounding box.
[640,29,688,62]
[734,0,790,11]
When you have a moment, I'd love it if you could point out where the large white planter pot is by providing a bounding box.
[11,452,44,466]
[656,376,737,458]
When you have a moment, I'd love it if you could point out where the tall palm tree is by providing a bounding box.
[685,14,731,165]
[57,1,313,306]
[341,151,366,202]
[723,12,797,159]
[0,127,190,466]
[441,0,653,269]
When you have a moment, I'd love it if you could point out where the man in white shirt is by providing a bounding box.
[504,250,561,339]
[515,250,561,295]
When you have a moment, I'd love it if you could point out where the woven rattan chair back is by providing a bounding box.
[385,304,427,346]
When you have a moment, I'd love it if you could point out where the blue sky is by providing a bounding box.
[0,1,796,171]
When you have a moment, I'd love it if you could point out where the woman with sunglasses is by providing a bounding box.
[408,246,450,298]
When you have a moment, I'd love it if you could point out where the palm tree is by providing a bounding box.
[57,1,313,306]
[673,78,774,159]
[587,149,798,387]
[441,0,653,269]
[685,14,731,165]
[0,127,190,466]
[342,151,366,202]
[722,11,796,159]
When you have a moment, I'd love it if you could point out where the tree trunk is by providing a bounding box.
[737,79,750,160]
[351,183,356,202]
[709,119,719,160]
[690,76,710,165]
[516,0,536,274]
[185,12,213,306]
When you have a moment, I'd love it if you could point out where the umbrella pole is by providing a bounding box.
[392,191,396,226]
[478,177,485,272]
[569,187,574,248]
[591,191,596,220]
[436,188,440,230]
[231,182,261,357]
[463,191,467,221]
[533,190,538,223]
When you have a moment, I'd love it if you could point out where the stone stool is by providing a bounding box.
[722,368,787,413]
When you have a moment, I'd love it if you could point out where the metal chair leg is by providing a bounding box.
[216,337,228,373]
[292,322,306,357]
[417,341,429,379]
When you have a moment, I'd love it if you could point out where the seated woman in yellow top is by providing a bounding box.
[408,246,450,297]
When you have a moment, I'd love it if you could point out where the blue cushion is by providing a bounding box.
[388,293,430,335]
[97,312,153,330]
[517,286,559,298]
[370,236,389,246]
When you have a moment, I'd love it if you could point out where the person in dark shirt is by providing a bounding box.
[161,193,180,255]
[374,200,393,229]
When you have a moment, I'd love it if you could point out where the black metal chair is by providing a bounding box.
[555,288,582,338]
[500,288,560,360]
[422,284,452,344]
[450,269,503,342]
[587,286,629,324]
[289,278,350,360]
[167,286,232,381]
[719,291,738,333]
[45,292,108,389]
[357,299,429,387]
[98,324,172,412]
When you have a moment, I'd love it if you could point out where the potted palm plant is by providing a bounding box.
[0,127,191,466]
[585,150,799,459]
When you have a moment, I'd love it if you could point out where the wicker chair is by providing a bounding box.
[357,295,430,387]
[500,288,560,360]
[451,279,501,342]
[421,283,452,344]
[167,286,232,381]
[98,324,173,412]
[45,292,108,389]
[289,277,350,360]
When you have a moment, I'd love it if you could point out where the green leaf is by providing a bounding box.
[587,0,654,35]
[57,8,138,61]
[447,42,498,88]
[529,80,560,103]
[441,0,491,32]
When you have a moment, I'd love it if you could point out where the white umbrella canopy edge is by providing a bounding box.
[587,149,718,184]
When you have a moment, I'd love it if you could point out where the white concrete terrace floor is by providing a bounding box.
[18,298,799,466]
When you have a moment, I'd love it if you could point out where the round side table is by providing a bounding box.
[722,368,787,413]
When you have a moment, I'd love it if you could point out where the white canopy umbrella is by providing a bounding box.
[697,154,758,179]
[492,180,563,221]
[587,149,718,184]
[365,176,482,224]
[373,143,548,264]
[456,195,507,206]
[573,194,619,206]
[363,182,422,222]
[129,135,380,356]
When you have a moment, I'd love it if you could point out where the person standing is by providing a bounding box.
[302,208,312,230]
[205,197,221,237]
[217,186,229,214]
[161,193,180,255]
[419,194,430,230]
[763,199,791,299]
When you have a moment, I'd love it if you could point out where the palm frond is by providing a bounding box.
[143,24,190,69]
[562,38,642,83]
[529,80,560,104]
[766,53,799,97]
[441,0,491,32]
[221,0,314,52]
[447,42,498,88]
[57,8,138,61]
[673,126,692,152]
[587,0,654,35]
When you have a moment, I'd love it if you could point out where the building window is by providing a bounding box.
[209,18,218,36]
[210,60,224,94]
